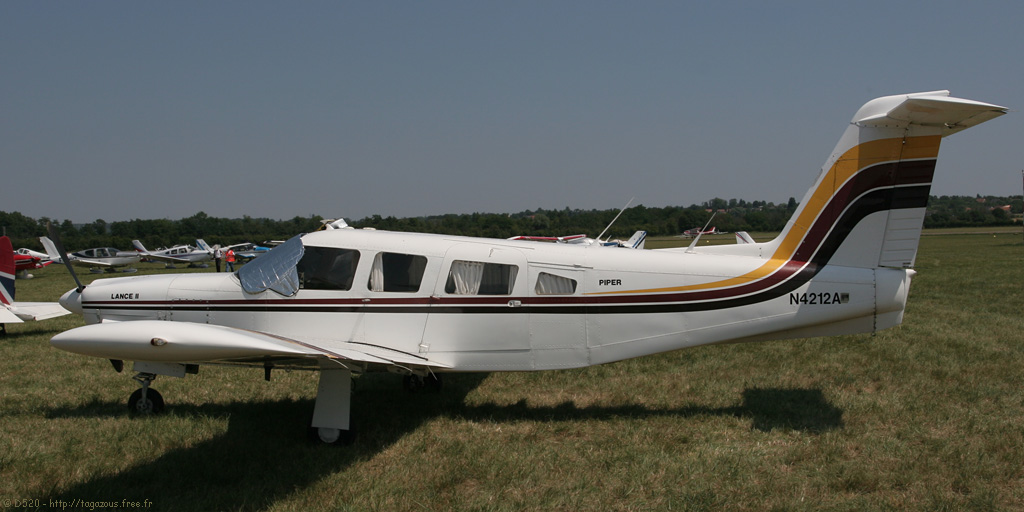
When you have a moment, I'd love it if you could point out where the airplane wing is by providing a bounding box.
[50,320,451,371]
[139,253,190,264]
[69,258,116,268]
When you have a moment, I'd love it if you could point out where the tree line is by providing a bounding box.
[2,195,1020,251]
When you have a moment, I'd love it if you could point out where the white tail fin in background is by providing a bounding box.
[39,236,63,263]
[625,231,647,249]
[734,231,755,244]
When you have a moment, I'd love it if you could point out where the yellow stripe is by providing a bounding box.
[589,135,941,296]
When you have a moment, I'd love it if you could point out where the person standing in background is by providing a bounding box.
[214,245,223,272]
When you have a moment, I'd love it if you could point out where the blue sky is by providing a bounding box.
[4,2,1022,223]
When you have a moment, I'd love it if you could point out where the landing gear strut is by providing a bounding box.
[310,368,355,445]
[128,372,164,414]
[403,373,442,393]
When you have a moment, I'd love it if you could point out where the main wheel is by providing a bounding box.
[308,424,356,445]
[128,388,165,414]
[425,373,443,392]
[402,374,424,392]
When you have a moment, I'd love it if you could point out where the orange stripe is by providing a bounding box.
[589,135,941,296]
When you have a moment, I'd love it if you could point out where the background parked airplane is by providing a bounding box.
[132,239,214,268]
[509,230,647,249]
[12,248,52,279]
[39,236,140,273]
[15,247,50,261]
[680,226,723,238]
[224,242,271,262]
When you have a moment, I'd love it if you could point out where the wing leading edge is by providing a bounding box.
[50,320,450,371]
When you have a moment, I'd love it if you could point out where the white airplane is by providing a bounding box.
[510,230,647,249]
[1,237,71,335]
[680,226,723,238]
[12,247,53,279]
[15,247,50,261]
[132,239,214,268]
[39,236,140,273]
[49,91,1006,444]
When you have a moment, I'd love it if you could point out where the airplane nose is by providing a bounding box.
[59,288,83,315]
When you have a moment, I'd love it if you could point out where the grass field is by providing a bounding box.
[2,230,1022,511]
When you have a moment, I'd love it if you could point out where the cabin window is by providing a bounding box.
[297,246,360,290]
[445,261,518,295]
[368,252,428,292]
[535,272,578,295]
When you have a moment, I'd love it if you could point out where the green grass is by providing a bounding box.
[2,230,1023,511]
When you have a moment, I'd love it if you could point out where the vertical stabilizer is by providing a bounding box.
[1,237,16,305]
[766,91,1006,270]
[625,231,647,249]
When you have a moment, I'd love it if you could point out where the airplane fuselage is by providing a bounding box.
[72,228,911,372]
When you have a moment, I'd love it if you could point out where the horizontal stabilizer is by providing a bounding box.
[854,90,1007,136]
[0,307,23,324]
[10,302,71,321]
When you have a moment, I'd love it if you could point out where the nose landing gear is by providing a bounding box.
[128,372,164,414]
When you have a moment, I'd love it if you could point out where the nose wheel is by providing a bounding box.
[128,372,165,414]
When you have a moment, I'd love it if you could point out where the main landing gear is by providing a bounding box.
[121,364,361,445]
[402,373,443,393]
[310,368,356,445]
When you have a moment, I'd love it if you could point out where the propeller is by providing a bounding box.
[48,223,122,372]
[47,223,85,293]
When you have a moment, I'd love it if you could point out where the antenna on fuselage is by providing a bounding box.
[685,211,717,253]
[595,197,635,243]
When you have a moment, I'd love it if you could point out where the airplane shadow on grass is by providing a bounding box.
[42,376,841,511]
